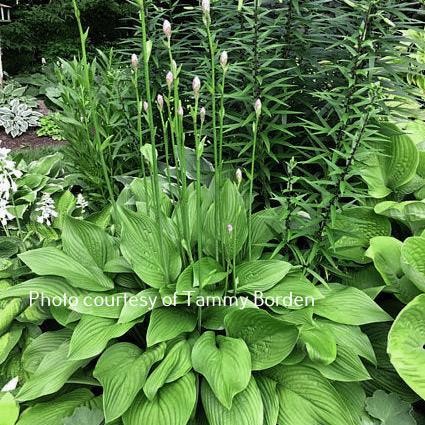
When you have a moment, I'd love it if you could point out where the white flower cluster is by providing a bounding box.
[76,193,88,214]
[0,146,22,226]
[35,193,58,226]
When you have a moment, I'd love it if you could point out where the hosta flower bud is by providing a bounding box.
[192,76,201,97]
[131,53,139,68]
[178,105,184,117]
[200,107,206,123]
[143,101,149,113]
[220,51,228,69]
[227,223,233,234]
[157,94,164,110]
[255,98,262,118]
[236,168,242,183]
[166,71,174,89]
[163,19,172,39]
[202,0,210,15]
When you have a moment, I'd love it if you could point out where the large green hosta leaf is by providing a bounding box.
[388,294,425,399]
[118,206,182,288]
[143,339,192,400]
[256,376,279,425]
[299,322,337,365]
[68,315,136,360]
[123,372,196,425]
[17,341,90,401]
[401,237,425,292]
[0,393,19,425]
[146,307,197,347]
[225,308,298,370]
[16,389,95,425]
[202,377,263,425]
[19,247,113,292]
[267,365,357,425]
[362,123,419,198]
[93,342,165,422]
[192,331,251,408]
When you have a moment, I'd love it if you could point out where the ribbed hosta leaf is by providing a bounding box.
[0,392,19,425]
[401,237,425,292]
[146,307,197,347]
[93,342,165,422]
[123,372,196,425]
[0,323,23,365]
[314,284,392,325]
[388,294,425,399]
[235,260,292,293]
[225,308,298,370]
[68,315,136,360]
[192,331,251,408]
[118,206,181,288]
[143,339,192,400]
[202,377,263,425]
[375,200,425,224]
[267,365,357,425]
[19,247,113,292]
[17,341,90,401]
[16,389,94,425]
[299,322,337,365]
[118,288,161,323]
[256,376,279,425]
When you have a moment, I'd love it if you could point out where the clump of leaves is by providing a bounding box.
[0,100,42,138]
[36,114,65,141]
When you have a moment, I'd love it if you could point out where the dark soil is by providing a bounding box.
[0,129,66,150]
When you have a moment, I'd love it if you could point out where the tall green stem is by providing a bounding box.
[248,117,259,260]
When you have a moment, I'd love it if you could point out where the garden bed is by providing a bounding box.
[0,129,66,150]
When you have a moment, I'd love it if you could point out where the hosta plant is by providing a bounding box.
[0,100,42,138]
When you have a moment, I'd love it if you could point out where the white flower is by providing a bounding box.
[202,0,210,15]
[0,149,21,201]
[192,76,201,97]
[220,51,228,68]
[131,53,139,68]
[255,98,262,118]
[1,376,19,392]
[76,193,88,214]
[163,19,172,39]
[35,193,58,226]
[0,198,14,226]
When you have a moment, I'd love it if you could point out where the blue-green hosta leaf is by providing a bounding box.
[146,307,197,347]
[123,372,196,425]
[17,340,90,401]
[256,376,279,425]
[118,288,161,323]
[366,390,416,425]
[202,377,263,425]
[19,248,113,292]
[314,284,392,325]
[366,237,403,286]
[0,392,19,425]
[261,271,323,307]
[16,389,95,425]
[362,123,419,198]
[63,407,104,425]
[388,294,425,399]
[192,331,251,409]
[401,237,425,292]
[0,324,23,365]
[93,342,165,422]
[62,216,117,270]
[225,308,298,370]
[143,339,192,400]
[68,315,137,360]
[235,260,292,293]
[299,322,337,365]
[118,206,182,288]
[267,365,357,425]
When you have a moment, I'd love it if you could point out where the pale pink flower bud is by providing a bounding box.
[236,168,242,183]
[143,101,149,113]
[220,51,228,68]
[131,53,139,68]
[166,71,174,89]
[202,0,210,15]
[178,105,184,117]
[255,98,262,118]
[163,19,172,39]
[227,223,233,234]
[192,76,201,97]
[157,94,164,110]
[200,107,206,123]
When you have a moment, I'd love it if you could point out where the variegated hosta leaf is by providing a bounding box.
[388,294,425,399]
[123,372,196,425]
[192,331,251,409]
[202,377,263,425]
[93,342,165,422]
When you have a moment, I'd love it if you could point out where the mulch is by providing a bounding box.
[0,129,66,150]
